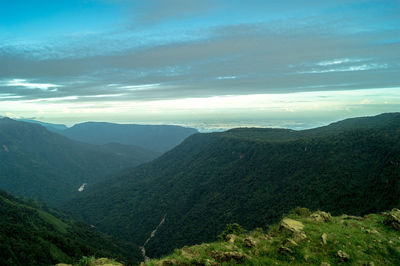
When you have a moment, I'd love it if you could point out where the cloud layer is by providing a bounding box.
[0,0,399,127]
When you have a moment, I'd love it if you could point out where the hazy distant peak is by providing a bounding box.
[61,122,198,153]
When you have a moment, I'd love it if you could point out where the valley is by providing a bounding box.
[2,1,399,264]
[0,118,160,205]
[1,113,400,265]
[62,113,400,259]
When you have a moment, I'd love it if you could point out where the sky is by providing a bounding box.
[0,0,399,131]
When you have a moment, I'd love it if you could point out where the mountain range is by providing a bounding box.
[1,113,400,264]
[23,120,198,154]
[0,118,159,205]
[62,113,400,258]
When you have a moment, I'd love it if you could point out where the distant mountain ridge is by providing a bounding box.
[0,118,158,205]
[17,119,198,153]
[63,113,400,258]
[18,118,68,132]
[59,122,198,153]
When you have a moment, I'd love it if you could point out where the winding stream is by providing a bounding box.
[140,214,166,262]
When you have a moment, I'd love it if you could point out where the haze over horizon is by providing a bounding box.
[1,0,400,130]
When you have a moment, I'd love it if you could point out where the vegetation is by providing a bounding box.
[75,256,123,266]
[147,209,400,265]
[59,121,198,153]
[62,113,400,258]
[218,224,246,241]
[0,189,141,265]
[0,118,158,205]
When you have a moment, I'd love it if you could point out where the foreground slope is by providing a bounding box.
[0,118,158,205]
[0,189,140,266]
[59,122,198,153]
[147,209,400,265]
[63,113,400,258]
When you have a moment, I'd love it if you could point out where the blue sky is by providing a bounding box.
[0,0,400,130]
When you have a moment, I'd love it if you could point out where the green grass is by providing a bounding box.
[75,256,123,266]
[146,209,400,265]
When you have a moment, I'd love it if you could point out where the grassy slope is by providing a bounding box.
[147,209,400,265]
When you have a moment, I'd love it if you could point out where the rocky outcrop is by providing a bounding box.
[383,209,400,230]
[310,211,332,222]
[341,214,363,221]
[211,250,247,263]
[280,218,307,244]
[155,259,181,266]
[321,233,328,245]
[244,237,255,247]
[337,250,350,261]
[225,234,237,243]
[280,218,304,232]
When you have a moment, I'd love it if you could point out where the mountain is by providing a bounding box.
[62,113,400,258]
[18,119,68,132]
[147,208,400,265]
[0,118,158,205]
[0,189,141,266]
[59,122,198,153]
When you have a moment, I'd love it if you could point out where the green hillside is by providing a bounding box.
[0,189,140,266]
[147,208,400,265]
[62,113,400,258]
[0,118,158,205]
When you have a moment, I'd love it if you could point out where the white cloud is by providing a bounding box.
[2,79,60,91]
[24,96,79,103]
[82,94,127,98]
[119,83,161,91]
[316,58,366,66]
[0,93,23,99]
[298,63,388,74]
[216,76,237,80]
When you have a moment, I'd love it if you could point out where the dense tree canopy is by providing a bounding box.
[0,190,140,265]
[63,113,400,257]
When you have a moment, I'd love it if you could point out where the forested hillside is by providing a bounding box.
[63,113,400,258]
[0,118,158,205]
[59,122,198,153]
[0,189,140,265]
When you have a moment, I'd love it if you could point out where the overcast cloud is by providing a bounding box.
[0,0,399,128]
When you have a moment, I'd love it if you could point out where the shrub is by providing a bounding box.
[218,223,245,241]
[289,207,312,218]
